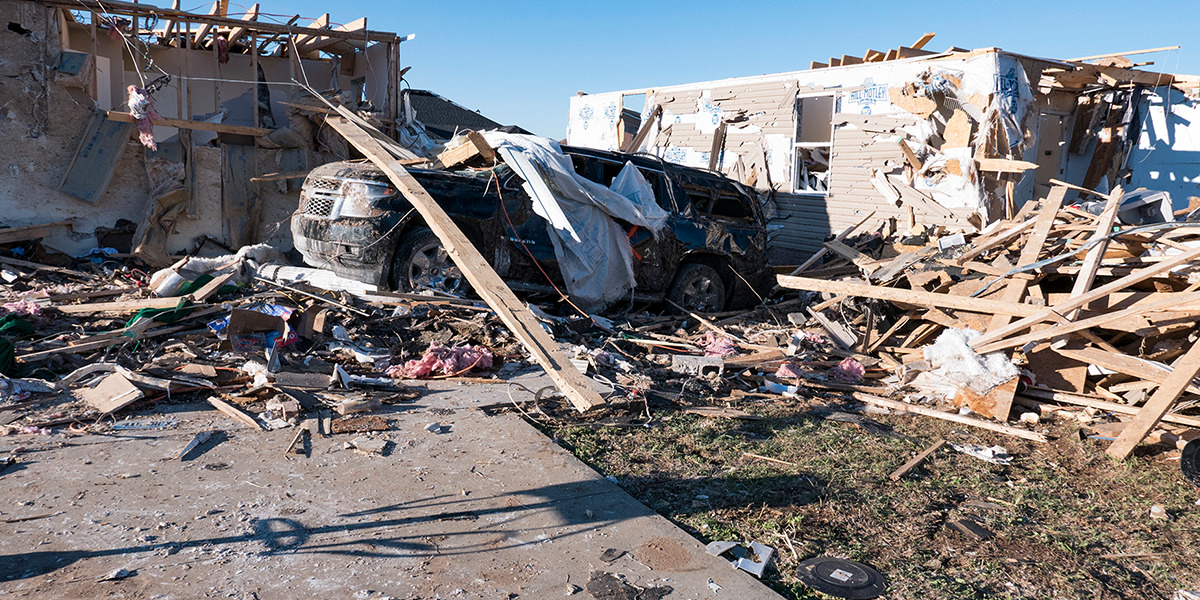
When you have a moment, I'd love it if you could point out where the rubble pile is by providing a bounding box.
[4,182,1200,463]
[778,184,1200,458]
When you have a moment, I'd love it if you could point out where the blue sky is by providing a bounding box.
[238,1,1200,137]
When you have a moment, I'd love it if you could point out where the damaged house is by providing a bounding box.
[566,35,1200,263]
[0,0,513,263]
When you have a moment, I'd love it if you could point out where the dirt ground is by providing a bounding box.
[0,374,782,600]
[546,391,1200,600]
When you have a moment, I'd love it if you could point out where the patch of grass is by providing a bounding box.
[543,398,1200,599]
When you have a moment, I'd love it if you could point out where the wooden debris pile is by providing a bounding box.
[777,182,1200,459]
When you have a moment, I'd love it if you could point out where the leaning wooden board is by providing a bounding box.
[323,116,605,412]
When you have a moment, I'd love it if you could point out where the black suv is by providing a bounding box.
[290,145,773,312]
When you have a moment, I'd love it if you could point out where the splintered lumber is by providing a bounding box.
[54,297,190,314]
[973,291,1200,354]
[1020,388,1200,429]
[1107,338,1200,460]
[975,158,1039,173]
[955,218,1037,264]
[622,105,661,153]
[776,275,1040,317]
[77,372,144,414]
[1053,346,1200,396]
[852,392,1047,443]
[969,244,1200,350]
[207,397,263,430]
[986,188,1066,332]
[1052,187,1125,348]
[104,110,271,137]
[889,439,947,480]
[787,211,877,276]
[0,221,71,244]
[322,116,605,412]
[437,131,495,169]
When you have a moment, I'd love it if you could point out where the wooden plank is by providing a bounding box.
[975,292,1200,354]
[707,120,728,170]
[1067,45,1180,62]
[76,372,144,414]
[322,116,605,412]
[104,110,271,136]
[969,244,1200,350]
[1107,338,1200,459]
[823,240,877,273]
[1021,388,1200,429]
[897,139,922,170]
[955,218,1038,264]
[207,397,263,430]
[60,111,135,203]
[1051,187,1125,348]
[43,0,397,44]
[622,105,661,153]
[911,33,936,50]
[889,439,946,480]
[294,16,364,54]
[987,188,1066,331]
[777,275,1041,317]
[224,2,259,46]
[975,158,1039,173]
[785,211,877,276]
[0,221,72,245]
[288,13,329,54]
[436,131,495,169]
[1055,346,1200,396]
[852,392,1046,443]
[54,297,188,314]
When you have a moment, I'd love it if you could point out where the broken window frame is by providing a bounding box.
[793,91,837,195]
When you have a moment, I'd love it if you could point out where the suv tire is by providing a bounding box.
[666,263,726,313]
[389,227,467,294]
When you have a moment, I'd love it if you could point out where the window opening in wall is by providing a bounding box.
[619,93,646,151]
[352,77,368,107]
[794,94,835,194]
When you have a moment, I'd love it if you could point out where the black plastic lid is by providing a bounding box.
[796,557,887,599]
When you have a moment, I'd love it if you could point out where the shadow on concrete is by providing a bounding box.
[0,477,655,581]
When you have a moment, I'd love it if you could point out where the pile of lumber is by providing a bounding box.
[778,182,1200,459]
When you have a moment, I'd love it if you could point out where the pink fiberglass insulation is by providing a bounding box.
[386,343,493,379]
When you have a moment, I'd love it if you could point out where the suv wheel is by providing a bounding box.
[667,263,726,313]
[389,228,466,294]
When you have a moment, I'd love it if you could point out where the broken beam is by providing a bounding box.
[104,111,270,136]
[776,275,1040,317]
[322,116,605,412]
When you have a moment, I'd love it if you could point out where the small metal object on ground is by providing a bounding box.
[796,557,886,599]
[670,354,723,377]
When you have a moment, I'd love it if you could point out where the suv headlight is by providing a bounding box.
[338,181,396,217]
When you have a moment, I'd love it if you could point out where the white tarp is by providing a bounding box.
[481,133,670,311]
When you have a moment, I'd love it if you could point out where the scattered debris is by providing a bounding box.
[950,443,1014,465]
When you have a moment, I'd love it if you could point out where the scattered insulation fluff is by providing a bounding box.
[2,299,43,318]
[700,333,738,357]
[386,344,493,379]
[775,361,805,379]
[127,85,159,150]
[831,357,866,382]
[923,328,1018,394]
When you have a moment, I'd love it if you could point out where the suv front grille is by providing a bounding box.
[302,195,336,217]
[307,177,341,191]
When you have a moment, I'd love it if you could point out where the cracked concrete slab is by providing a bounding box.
[0,377,783,599]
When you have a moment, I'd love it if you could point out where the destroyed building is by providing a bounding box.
[567,36,1200,263]
[0,0,520,261]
